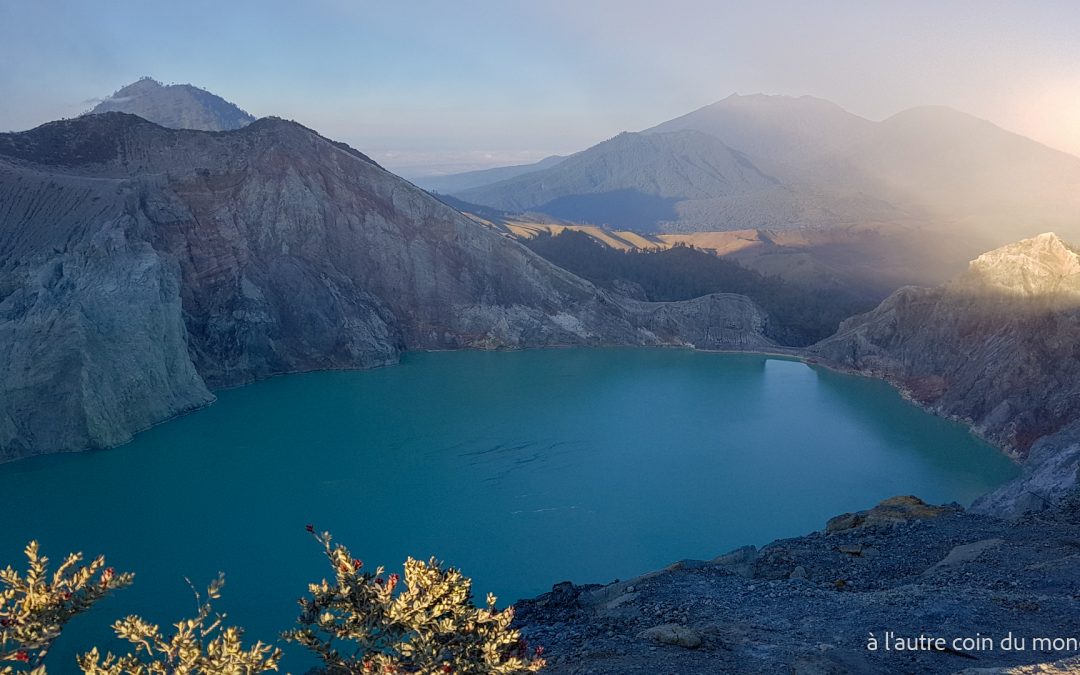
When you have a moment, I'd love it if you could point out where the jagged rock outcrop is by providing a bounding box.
[813,233,1080,456]
[812,233,1080,513]
[970,422,1080,518]
[87,77,256,131]
[0,113,774,461]
[825,495,960,532]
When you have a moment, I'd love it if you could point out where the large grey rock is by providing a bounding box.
[638,623,703,649]
[925,539,1004,573]
[971,423,1080,518]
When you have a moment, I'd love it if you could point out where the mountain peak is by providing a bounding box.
[715,92,841,108]
[113,76,164,96]
[965,232,1080,296]
[87,78,255,132]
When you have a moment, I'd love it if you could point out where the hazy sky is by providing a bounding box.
[2,0,1079,176]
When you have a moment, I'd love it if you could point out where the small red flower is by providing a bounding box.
[0,617,11,627]
[441,665,453,673]
[14,650,30,662]
[374,576,384,585]
[388,573,400,586]
[352,558,363,570]
[535,646,545,656]
[305,524,315,533]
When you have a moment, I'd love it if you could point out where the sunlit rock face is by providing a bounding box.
[0,113,774,461]
[812,233,1080,461]
[962,232,1080,298]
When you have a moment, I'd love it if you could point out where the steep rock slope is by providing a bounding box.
[87,77,256,131]
[0,113,774,461]
[647,93,877,179]
[454,130,815,231]
[811,233,1080,509]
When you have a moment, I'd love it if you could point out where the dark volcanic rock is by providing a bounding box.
[0,113,775,460]
[515,494,1080,674]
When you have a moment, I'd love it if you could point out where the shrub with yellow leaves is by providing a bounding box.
[1,541,133,675]
[285,528,545,675]
[76,573,281,674]
[2,534,546,675]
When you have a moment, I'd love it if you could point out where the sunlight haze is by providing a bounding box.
[2,1,1079,174]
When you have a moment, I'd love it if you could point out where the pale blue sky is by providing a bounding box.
[2,0,1079,175]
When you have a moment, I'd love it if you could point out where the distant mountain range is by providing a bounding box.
[86,77,255,131]
[413,154,566,193]
[448,94,1080,245]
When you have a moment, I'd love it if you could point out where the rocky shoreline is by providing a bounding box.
[514,495,1080,674]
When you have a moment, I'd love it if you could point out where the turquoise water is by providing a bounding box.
[2,349,1018,669]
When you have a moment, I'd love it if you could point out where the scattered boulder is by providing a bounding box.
[711,545,758,578]
[971,426,1080,519]
[638,623,703,649]
[924,538,1004,574]
[539,581,581,608]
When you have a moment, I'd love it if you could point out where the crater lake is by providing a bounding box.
[1,349,1019,669]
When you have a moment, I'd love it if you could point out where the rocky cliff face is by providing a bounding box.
[0,113,774,461]
[811,233,1080,512]
[813,233,1080,455]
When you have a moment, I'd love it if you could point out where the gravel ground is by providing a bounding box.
[514,495,1080,674]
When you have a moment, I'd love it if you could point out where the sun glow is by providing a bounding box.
[1006,79,1080,158]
